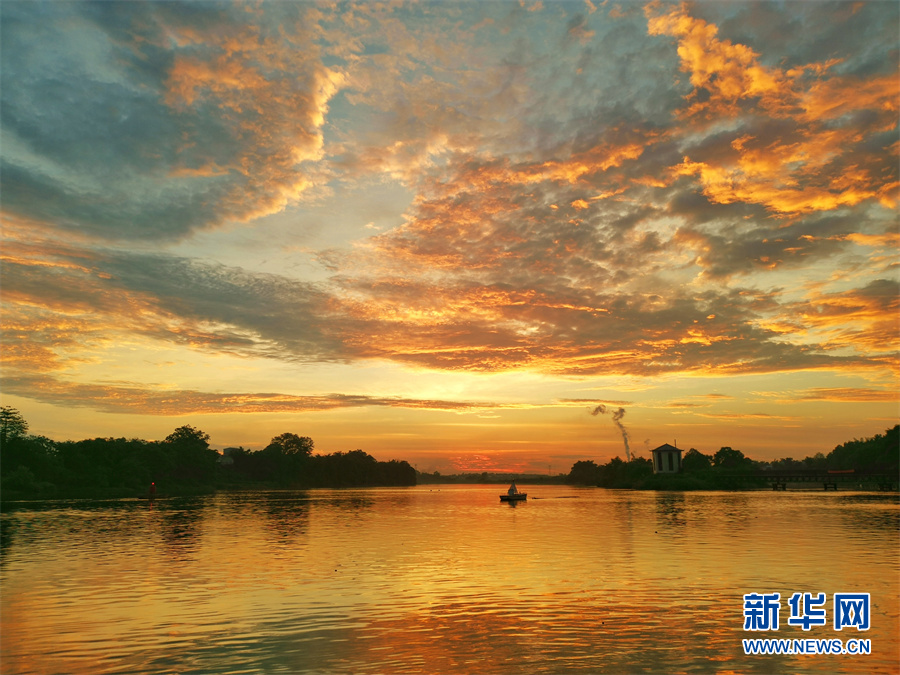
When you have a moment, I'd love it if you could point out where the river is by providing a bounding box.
[1,485,897,673]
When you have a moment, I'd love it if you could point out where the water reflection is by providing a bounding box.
[835,493,900,506]
[654,491,686,528]
[1,487,897,674]
[320,492,377,512]
[259,492,309,544]
[153,587,792,675]
[832,493,900,538]
[157,501,205,559]
[717,492,755,530]
[0,516,14,568]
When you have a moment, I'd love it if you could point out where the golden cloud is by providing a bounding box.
[645,1,794,117]
[647,1,899,215]
[783,280,900,355]
[797,388,898,403]
[162,20,345,225]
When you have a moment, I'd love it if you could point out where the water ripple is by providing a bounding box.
[2,487,897,674]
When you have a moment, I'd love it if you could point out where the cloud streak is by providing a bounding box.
[0,373,515,416]
[2,224,895,388]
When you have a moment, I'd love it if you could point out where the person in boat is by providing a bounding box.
[507,481,518,496]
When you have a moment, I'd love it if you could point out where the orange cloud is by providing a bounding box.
[446,140,647,191]
[2,216,893,402]
[162,21,345,225]
[165,54,269,108]
[647,1,899,215]
[673,155,884,214]
[840,232,900,248]
[797,388,899,403]
[645,1,794,118]
[801,73,898,125]
[698,412,800,421]
[783,280,900,355]
[0,307,83,374]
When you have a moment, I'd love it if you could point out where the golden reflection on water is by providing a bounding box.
[1,487,898,674]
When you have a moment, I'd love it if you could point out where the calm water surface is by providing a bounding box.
[1,486,898,674]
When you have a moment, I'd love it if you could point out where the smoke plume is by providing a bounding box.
[591,404,631,461]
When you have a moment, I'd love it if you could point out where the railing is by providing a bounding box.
[754,470,898,491]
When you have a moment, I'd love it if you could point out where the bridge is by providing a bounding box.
[757,469,898,491]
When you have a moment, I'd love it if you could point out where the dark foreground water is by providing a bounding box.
[1,486,898,674]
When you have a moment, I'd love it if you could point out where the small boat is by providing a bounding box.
[500,481,527,502]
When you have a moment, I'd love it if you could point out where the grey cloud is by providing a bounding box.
[100,252,341,361]
[673,209,883,280]
[564,13,591,43]
[1,244,341,363]
[0,2,329,241]
[1,3,206,239]
[665,180,766,225]
[710,1,899,78]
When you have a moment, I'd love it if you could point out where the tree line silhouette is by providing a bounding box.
[2,404,895,497]
[0,407,415,498]
[567,425,899,489]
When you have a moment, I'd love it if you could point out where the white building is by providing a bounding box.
[651,443,682,474]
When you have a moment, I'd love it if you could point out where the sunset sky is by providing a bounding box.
[1,0,897,473]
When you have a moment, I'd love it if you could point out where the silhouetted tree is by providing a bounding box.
[593,456,652,487]
[165,425,211,448]
[597,456,625,486]
[55,437,151,490]
[804,452,827,470]
[826,426,898,472]
[163,425,217,484]
[682,448,712,472]
[0,414,419,494]
[267,433,314,456]
[341,449,378,485]
[2,432,59,492]
[380,459,416,485]
[712,446,752,470]
[770,457,804,471]
[567,460,600,485]
[254,433,314,484]
[0,406,28,446]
